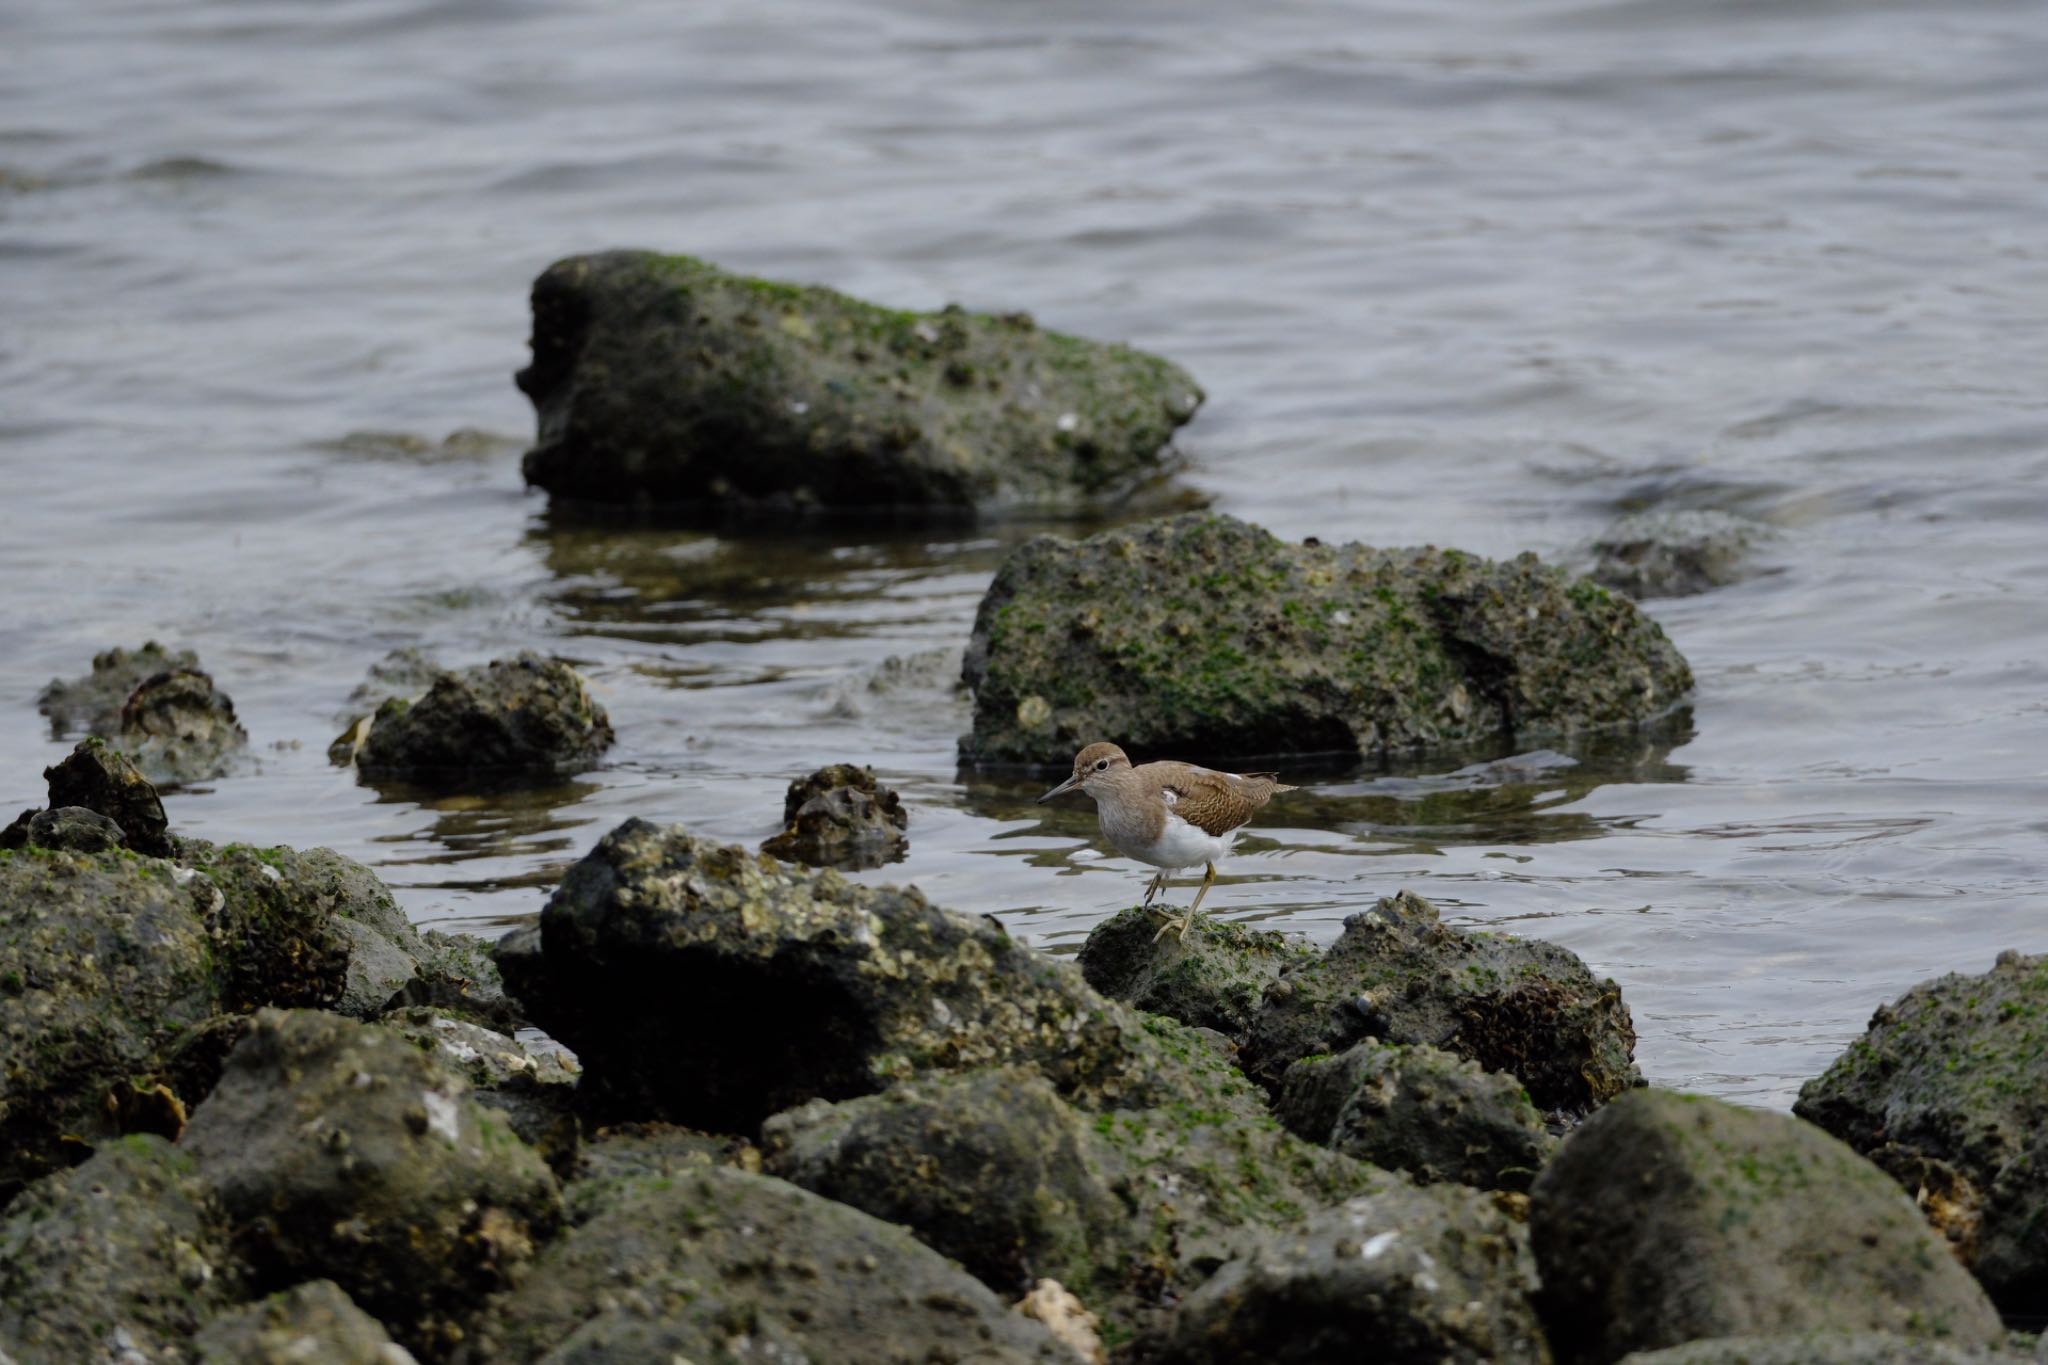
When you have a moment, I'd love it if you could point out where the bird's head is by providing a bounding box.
[1036,741,1131,804]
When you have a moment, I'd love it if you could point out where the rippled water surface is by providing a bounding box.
[6,0,2047,1106]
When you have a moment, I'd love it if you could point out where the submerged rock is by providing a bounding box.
[1275,1038,1555,1191]
[0,849,220,1199]
[36,640,199,736]
[517,817,1241,1130]
[462,1164,1071,1363]
[1583,508,1767,600]
[180,1009,562,1357]
[354,652,613,787]
[1079,906,1318,1041]
[192,1279,419,1364]
[118,666,251,785]
[959,513,1693,766]
[761,762,909,869]
[1240,889,1640,1116]
[1155,1181,1551,1365]
[0,1135,244,1363]
[44,736,172,857]
[1794,949,2048,1316]
[1529,1090,2006,1364]
[516,250,1203,518]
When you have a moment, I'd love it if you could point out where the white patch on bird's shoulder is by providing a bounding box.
[1161,788,1178,807]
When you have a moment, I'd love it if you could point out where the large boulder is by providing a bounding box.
[43,736,173,857]
[461,1164,1072,1363]
[516,817,1244,1129]
[1079,906,1318,1040]
[193,1279,419,1364]
[515,250,1203,517]
[1241,889,1641,1116]
[1529,1090,2006,1364]
[1154,1181,1551,1364]
[0,1135,244,1363]
[354,653,613,787]
[179,1009,562,1357]
[117,666,251,785]
[1794,949,2048,1315]
[761,762,909,870]
[1274,1038,1555,1191]
[36,640,200,736]
[959,513,1693,765]
[0,849,220,1199]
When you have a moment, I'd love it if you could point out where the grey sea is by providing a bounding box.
[4,0,2046,1107]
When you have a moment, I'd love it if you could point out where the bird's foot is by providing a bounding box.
[1149,905,1198,942]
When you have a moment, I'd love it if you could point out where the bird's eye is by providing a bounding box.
[1095,759,1108,770]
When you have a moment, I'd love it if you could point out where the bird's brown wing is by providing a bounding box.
[1148,762,1293,838]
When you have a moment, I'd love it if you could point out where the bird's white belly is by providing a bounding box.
[1112,811,1235,873]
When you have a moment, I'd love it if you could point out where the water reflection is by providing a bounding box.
[361,776,603,891]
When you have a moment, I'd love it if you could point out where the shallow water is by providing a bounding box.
[5,0,2046,1107]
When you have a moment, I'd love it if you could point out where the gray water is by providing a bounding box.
[5,0,2046,1108]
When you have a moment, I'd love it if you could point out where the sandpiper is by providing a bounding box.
[1037,741,1295,939]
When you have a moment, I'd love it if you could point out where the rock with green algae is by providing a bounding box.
[179,1009,562,1360]
[0,1135,245,1363]
[959,513,1693,766]
[0,849,220,1201]
[117,666,251,786]
[1275,1038,1555,1191]
[192,1279,419,1364]
[559,1122,755,1227]
[516,250,1203,518]
[1078,906,1318,1041]
[515,817,1261,1130]
[1794,949,2048,1317]
[761,762,909,871]
[1529,1090,2007,1365]
[761,1062,1397,1347]
[1152,1181,1552,1365]
[458,1164,1072,1364]
[36,640,200,737]
[18,804,127,853]
[43,735,172,857]
[1614,1333,2036,1365]
[1240,889,1641,1117]
[354,653,613,788]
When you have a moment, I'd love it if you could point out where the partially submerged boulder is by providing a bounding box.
[960,513,1693,765]
[1529,1090,2006,1364]
[761,762,909,870]
[179,1009,562,1356]
[516,250,1203,517]
[0,1135,244,1363]
[516,817,1244,1130]
[1794,949,2048,1315]
[44,736,172,857]
[1241,890,1641,1117]
[1079,906,1318,1040]
[118,667,250,785]
[36,640,199,736]
[462,1164,1072,1363]
[1583,508,1767,601]
[1154,1181,1550,1364]
[192,1279,419,1364]
[1275,1038,1555,1191]
[354,653,613,787]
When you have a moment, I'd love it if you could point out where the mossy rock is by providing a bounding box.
[0,1135,245,1362]
[460,1164,1072,1363]
[1529,1090,2006,1364]
[959,513,1693,766]
[178,842,395,1015]
[180,1009,562,1359]
[117,666,250,786]
[1794,949,2048,1316]
[761,762,910,871]
[355,652,613,787]
[43,736,172,857]
[1078,906,1318,1041]
[192,1279,412,1364]
[516,250,1203,518]
[1241,889,1641,1117]
[36,640,199,738]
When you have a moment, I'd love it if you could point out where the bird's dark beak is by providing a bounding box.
[1036,773,1081,805]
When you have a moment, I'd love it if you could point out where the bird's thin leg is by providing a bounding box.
[1168,862,1217,941]
[1139,869,1167,907]
[1150,865,1194,942]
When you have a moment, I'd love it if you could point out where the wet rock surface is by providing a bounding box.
[516,249,1203,518]
[0,849,220,1199]
[960,513,1693,766]
[1614,1334,2035,1365]
[180,1009,563,1357]
[1154,1180,1551,1365]
[1240,889,1641,1116]
[43,735,173,856]
[354,652,613,787]
[22,804,128,852]
[36,640,200,736]
[0,1135,244,1363]
[1529,1089,2006,1364]
[1275,1038,1555,1191]
[517,817,1242,1130]
[1583,508,1768,600]
[1794,949,2048,1316]
[761,761,909,869]
[118,666,251,785]
[379,1007,580,1172]
[462,1163,1072,1364]
[192,1279,421,1364]
[1079,906,1318,1040]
